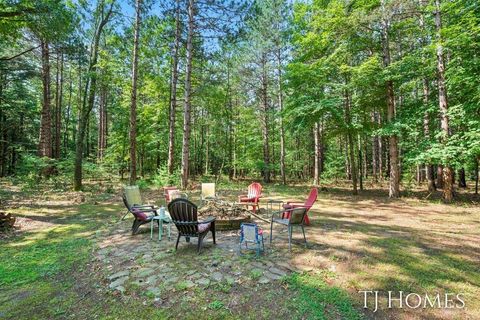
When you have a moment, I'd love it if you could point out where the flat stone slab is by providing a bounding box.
[258,276,270,284]
[269,267,287,277]
[108,270,130,281]
[196,278,211,286]
[265,272,283,281]
[132,267,155,278]
[211,271,223,282]
[109,276,128,289]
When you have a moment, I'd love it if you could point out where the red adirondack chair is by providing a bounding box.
[238,182,263,213]
[282,188,318,225]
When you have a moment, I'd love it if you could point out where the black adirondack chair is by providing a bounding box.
[167,198,216,253]
[122,194,158,234]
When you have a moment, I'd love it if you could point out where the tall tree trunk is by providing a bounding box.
[181,0,195,189]
[435,0,454,202]
[74,1,114,190]
[277,49,286,185]
[380,2,400,198]
[358,134,363,191]
[423,80,436,192]
[313,121,320,186]
[475,157,479,195]
[129,0,142,185]
[54,51,63,159]
[377,113,384,181]
[458,168,466,188]
[260,53,270,183]
[167,0,181,175]
[98,85,107,161]
[345,90,357,195]
[38,40,52,159]
[437,165,444,189]
[371,112,378,182]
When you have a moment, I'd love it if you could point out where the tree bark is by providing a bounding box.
[129,0,142,185]
[345,90,357,195]
[277,49,286,185]
[74,1,114,190]
[38,40,52,159]
[435,0,454,202]
[260,52,270,183]
[181,0,195,189]
[423,79,436,192]
[380,2,400,198]
[54,51,63,159]
[458,168,466,188]
[313,122,320,186]
[167,0,181,175]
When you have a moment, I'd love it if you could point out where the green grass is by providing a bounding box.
[284,272,363,320]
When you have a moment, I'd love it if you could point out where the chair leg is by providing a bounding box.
[301,225,307,247]
[288,225,292,252]
[175,234,181,250]
[211,221,216,244]
[197,237,202,254]
[121,210,130,221]
[270,221,273,243]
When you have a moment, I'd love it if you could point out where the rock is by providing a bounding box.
[108,270,130,281]
[275,261,296,272]
[109,276,128,289]
[258,277,270,284]
[196,278,211,286]
[265,272,283,281]
[114,285,125,293]
[146,274,159,284]
[132,267,155,278]
[211,271,223,282]
[269,267,287,277]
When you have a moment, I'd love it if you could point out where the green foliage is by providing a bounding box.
[152,165,181,188]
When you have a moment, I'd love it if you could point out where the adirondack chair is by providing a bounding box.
[167,198,216,253]
[122,194,158,234]
[282,188,318,226]
[163,186,180,205]
[201,183,216,204]
[122,185,158,220]
[238,182,263,213]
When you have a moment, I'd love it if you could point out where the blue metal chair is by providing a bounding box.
[239,223,264,257]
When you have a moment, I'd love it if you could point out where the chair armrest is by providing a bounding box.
[133,204,158,210]
[286,201,304,205]
[199,216,216,224]
[271,206,309,220]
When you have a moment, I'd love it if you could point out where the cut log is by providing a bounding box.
[0,212,16,230]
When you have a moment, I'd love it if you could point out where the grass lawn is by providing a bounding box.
[1,179,479,319]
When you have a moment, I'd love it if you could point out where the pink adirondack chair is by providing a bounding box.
[282,188,318,226]
[163,186,179,204]
[238,182,263,213]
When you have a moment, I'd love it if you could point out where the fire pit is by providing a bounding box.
[198,199,251,231]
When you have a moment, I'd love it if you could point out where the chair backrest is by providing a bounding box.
[247,182,262,199]
[124,185,142,206]
[240,223,260,243]
[304,188,318,207]
[170,190,188,201]
[163,186,179,203]
[168,198,199,235]
[123,194,148,220]
[201,183,216,199]
[288,207,308,225]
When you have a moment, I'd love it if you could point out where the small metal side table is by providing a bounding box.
[266,199,284,216]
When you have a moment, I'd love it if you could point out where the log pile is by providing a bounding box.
[198,199,251,219]
[0,212,16,230]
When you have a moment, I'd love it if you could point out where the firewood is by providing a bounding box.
[0,212,16,230]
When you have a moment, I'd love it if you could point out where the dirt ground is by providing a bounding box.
[1,180,479,319]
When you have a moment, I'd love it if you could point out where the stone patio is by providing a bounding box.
[94,214,318,305]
